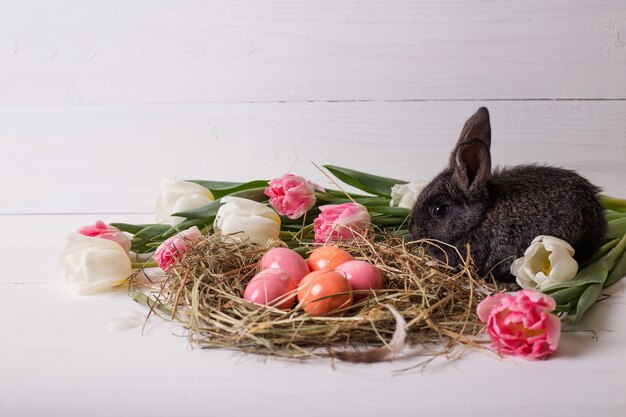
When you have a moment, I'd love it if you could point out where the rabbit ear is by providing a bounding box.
[450,107,492,194]
[455,107,491,149]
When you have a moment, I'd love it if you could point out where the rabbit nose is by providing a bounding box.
[409,224,424,240]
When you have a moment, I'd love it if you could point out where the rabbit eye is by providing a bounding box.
[432,204,448,217]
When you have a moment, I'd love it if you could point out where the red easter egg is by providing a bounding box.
[244,268,297,310]
[259,247,310,283]
[336,260,384,301]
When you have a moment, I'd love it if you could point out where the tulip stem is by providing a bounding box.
[131,261,159,269]
[279,231,295,239]
[602,195,626,212]
[600,231,626,270]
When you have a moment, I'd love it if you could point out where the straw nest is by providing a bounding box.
[130,233,503,364]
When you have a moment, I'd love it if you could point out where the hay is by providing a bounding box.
[129,233,502,363]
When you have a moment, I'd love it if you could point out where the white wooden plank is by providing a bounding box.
[1,101,625,214]
[1,281,625,417]
[0,1,625,104]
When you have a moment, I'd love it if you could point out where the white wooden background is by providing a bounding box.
[2,1,626,416]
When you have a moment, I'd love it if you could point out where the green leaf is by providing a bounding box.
[353,197,393,206]
[281,224,307,232]
[569,283,603,323]
[110,223,153,234]
[601,195,626,213]
[599,231,626,270]
[290,246,310,257]
[324,189,372,199]
[314,192,349,204]
[227,187,269,202]
[314,191,392,207]
[173,200,222,221]
[606,217,626,239]
[285,239,313,249]
[591,237,621,262]
[606,210,626,221]
[130,225,171,253]
[366,206,411,216]
[279,223,314,241]
[605,249,626,287]
[554,303,573,313]
[187,180,269,199]
[324,165,407,197]
[161,218,211,239]
[548,286,586,305]
[370,216,409,226]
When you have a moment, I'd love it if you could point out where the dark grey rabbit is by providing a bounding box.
[408,107,606,281]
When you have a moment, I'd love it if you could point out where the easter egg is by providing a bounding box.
[258,247,310,283]
[244,268,297,310]
[307,246,354,271]
[336,260,384,301]
[297,270,353,316]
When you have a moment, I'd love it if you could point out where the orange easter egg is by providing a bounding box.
[297,270,353,316]
[307,246,354,271]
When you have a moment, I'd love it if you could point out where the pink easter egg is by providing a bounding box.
[243,268,297,310]
[258,247,310,283]
[336,261,384,301]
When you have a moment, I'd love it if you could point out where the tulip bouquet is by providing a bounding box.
[59,166,422,299]
[110,165,419,255]
[59,165,626,362]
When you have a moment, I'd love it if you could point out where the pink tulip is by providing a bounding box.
[78,220,131,253]
[265,174,319,219]
[313,203,371,244]
[477,290,561,359]
[153,226,202,271]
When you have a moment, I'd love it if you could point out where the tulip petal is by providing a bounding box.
[545,313,562,349]
[313,203,371,243]
[512,258,537,289]
[215,198,281,244]
[477,293,511,322]
[155,179,215,226]
[541,236,576,256]
[541,248,579,289]
[390,182,426,209]
[60,233,133,294]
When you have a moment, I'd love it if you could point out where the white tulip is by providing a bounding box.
[390,181,427,209]
[511,235,579,290]
[155,179,215,226]
[214,196,281,244]
[60,233,133,294]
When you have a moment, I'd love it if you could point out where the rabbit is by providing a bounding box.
[408,107,606,282]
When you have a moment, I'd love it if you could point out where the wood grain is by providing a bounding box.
[0,1,625,104]
[1,280,625,417]
[2,101,624,213]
